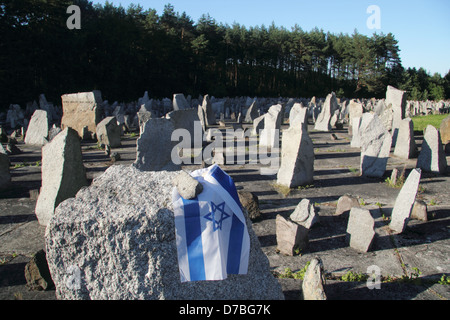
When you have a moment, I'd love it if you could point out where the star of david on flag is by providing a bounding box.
[172,164,250,282]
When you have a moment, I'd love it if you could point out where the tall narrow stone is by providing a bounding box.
[359,113,392,178]
[389,168,422,233]
[417,125,447,174]
[276,126,314,188]
[302,257,327,300]
[385,85,407,145]
[35,128,88,226]
[172,93,189,111]
[314,92,339,132]
[259,104,282,148]
[201,95,216,126]
[393,118,417,159]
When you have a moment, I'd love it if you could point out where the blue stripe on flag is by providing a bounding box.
[210,165,242,209]
[210,166,246,275]
[227,213,245,274]
[182,197,206,281]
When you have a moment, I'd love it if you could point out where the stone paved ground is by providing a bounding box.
[0,122,449,300]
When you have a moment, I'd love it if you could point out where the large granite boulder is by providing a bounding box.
[45,165,284,300]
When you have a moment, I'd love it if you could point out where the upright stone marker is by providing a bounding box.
[172,93,190,111]
[134,118,179,171]
[359,113,392,178]
[35,128,88,226]
[385,85,407,145]
[346,207,375,252]
[393,118,417,159]
[389,168,422,233]
[259,104,282,148]
[61,91,103,139]
[417,125,447,174]
[314,92,339,132]
[277,126,314,188]
[24,110,49,146]
[96,116,121,148]
[302,257,327,300]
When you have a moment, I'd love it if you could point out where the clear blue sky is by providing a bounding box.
[93,0,450,76]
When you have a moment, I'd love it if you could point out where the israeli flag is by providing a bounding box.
[173,164,250,282]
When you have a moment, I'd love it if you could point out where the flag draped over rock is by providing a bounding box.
[173,164,250,282]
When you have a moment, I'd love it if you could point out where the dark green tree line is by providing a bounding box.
[1,0,449,111]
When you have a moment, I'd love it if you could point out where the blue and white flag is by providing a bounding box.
[173,164,250,282]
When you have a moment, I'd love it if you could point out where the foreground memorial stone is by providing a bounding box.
[301,257,327,300]
[385,85,407,145]
[35,128,88,226]
[277,126,314,188]
[24,110,49,146]
[346,207,375,252]
[45,165,284,300]
[393,118,417,159]
[276,215,309,256]
[61,91,103,139]
[389,168,422,234]
[416,125,447,174]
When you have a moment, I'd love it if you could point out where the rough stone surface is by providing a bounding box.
[289,103,308,130]
[335,195,360,216]
[45,165,284,300]
[201,95,216,126]
[346,207,375,252]
[276,214,309,256]
[350,117,362,148]
[301,257,327,300]
[96,116,121,148]
[389,168,422,234]
[134,118,179,172]
[35,128,88,226]
[259,104,282,148]
[237,191,261,221]
[440,115,450,144]
[385,85,407,145]
[173,170,203,200]
[411,200,428,222]
[24,110,49,146]
[24,249,54,291]
[393,118,417,159]
[245,101,259,123]
[172,93,190,111]
[347,100,363,135]
[314,92,339,132]
[359,113,392,178]
[417,125,447,174]
[290,199,317,229]
[277,126,314,188]
[61,91,103,139]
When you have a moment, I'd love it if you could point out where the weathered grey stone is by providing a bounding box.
[201,95,216,126]
[276,214,309,256]
[173,170,203,200]
[251,115,265,136]
[411,200,428,222]
[134,118,179,172]
[96,116,121,148]
[61,91,103,139]
[359,113,392,178]
[172,93,190,111]
[346,207,375,252]
[245,101,259,123]
[301,257,327,300]
[290,199,317,229]
[350,117,362,148]
[335,195,360,215]
[393,118,417,159]
[35,128,88,226]
[389,168,422,234]
[440,115,450,144]
[45,165,284,300]
[259,104,282,148]
[347,100,364,135]
[385,85,407,145]
[238,191,260,221]
[24,110,49,146]
[417,125,447,174]
[289,103,308,130]
[24,249,54,291]
[277,126,314,188]
[314,92,339,132]
[166,108,202,141]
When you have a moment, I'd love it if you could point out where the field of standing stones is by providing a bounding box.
[0,85,449,300]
